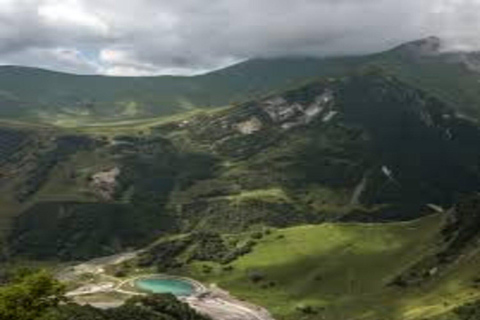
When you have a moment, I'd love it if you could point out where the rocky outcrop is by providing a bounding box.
[394,36,443,58]
[260,90,334,130]
[91,167,120,201]
[236,117,263,135]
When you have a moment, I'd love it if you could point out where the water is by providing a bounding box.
[134,277,195,296]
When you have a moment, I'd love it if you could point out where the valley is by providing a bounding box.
[3,38,480,320]
[48,211,480,320]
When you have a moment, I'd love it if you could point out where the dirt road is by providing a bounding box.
[185,286,275,320]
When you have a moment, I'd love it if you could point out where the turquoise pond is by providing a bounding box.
[134,278,195,296]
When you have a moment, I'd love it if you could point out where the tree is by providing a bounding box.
[0,270,65,320]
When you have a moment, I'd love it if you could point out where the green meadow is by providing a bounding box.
[187,214,480,320]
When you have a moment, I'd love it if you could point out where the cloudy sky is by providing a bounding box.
[0,0,478,76]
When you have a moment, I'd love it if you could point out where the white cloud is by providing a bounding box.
[0,47,100,74]
[38,0,109,35]
[429,0,480,50]
[99,48,160,76]
[99,48,128,64]
[0,0,478,75]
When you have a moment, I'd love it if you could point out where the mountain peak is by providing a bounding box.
[393,36,443,57]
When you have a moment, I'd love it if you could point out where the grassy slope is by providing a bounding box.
[66,107,230,136]
[3,61,480,319]
[185,214,480,320]
[3,38,480,124]
[0,59,352,122]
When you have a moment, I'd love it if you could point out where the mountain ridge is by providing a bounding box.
[0,36,471,78]
[2,36,480,124]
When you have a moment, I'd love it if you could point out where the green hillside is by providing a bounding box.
[186,215,451,320]
[120,193,480,320]
[0,55,366,124]
[182,212,480,320]
[2,44,480,320]
[0,58,361,123]
[2,71,480,261]
[2,37,480,125]
[127,193,480,320]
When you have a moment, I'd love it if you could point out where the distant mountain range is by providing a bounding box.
[1,37,480,124]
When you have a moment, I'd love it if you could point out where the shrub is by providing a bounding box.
[222,266,234,272]
[251,232,263,240]
[248,270,265,283]
[296,304,318,315]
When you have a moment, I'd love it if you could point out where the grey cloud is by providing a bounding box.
[0,0,477,75]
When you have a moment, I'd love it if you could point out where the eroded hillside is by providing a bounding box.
[2,72,480,262]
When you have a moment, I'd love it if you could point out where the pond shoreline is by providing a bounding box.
[117,274,207,296]
[62,253,275,320]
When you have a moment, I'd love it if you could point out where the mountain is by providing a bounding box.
[3,38,480,320]
[3,69,480,256]
[0,56,366,123]
[1,37,480,125]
